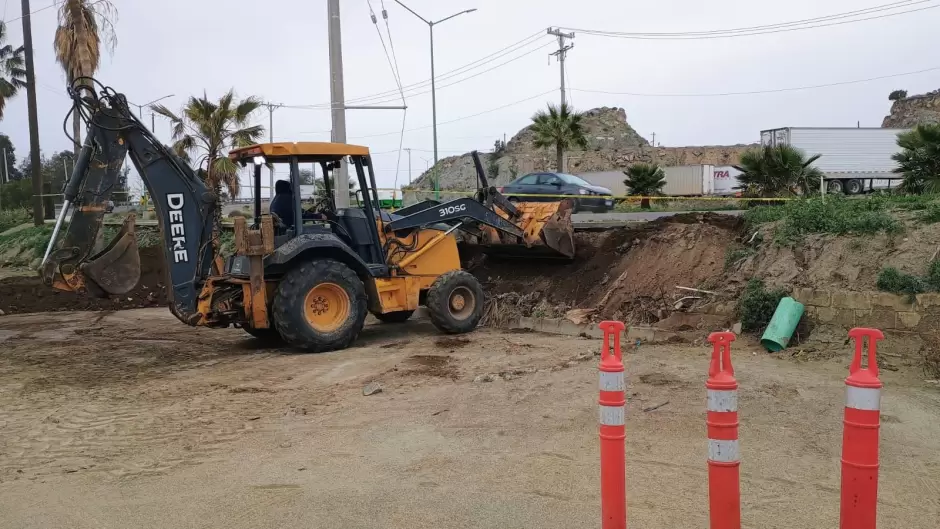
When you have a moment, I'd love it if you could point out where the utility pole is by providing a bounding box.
[21,0,43,225]
[651,132,656,147]
[404,148,412,185]
[327,1,407,207]
[264,103,281,200]
[327,0,350,208]
[548,28,574,108]
[151,112,156,133]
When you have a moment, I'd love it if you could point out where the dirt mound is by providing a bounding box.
[730,220,940,291]
[0,245,168,315]
[472,214,741,323]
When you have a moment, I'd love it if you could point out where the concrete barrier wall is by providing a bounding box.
[792,288,940,333]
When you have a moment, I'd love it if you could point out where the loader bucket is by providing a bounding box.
[81,214,142,295]
[470,200,576,260]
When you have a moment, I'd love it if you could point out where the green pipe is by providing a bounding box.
[760,297,805,352]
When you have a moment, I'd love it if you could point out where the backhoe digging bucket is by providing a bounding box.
[81,214,142,295]
[468,200,576,260]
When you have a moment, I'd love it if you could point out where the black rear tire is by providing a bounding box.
[426,270,484,334]
[845,179,864,195]
[243,326,284,344]
[272,259,368,353]
[372,310,415,323]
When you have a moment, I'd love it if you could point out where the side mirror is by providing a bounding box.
[550,181,562,187]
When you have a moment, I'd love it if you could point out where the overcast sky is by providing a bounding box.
[1,0,938,195]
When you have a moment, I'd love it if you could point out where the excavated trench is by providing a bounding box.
[0,214,742,321]
[469,213,744,325]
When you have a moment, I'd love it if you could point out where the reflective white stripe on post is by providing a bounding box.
[599,405,625,426]
[708,439,740,463]
[599,371,625,392]
[706,389,738,412]
[846,386,881,411]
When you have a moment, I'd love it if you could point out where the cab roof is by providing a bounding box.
[229,142,370,161]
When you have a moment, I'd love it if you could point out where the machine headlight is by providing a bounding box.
[252,155,266,166]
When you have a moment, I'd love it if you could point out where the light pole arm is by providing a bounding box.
[433,8,477,25]
[393,0,429,24]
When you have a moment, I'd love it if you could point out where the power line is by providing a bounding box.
[342,89,555,140]
[339,31,547,106]
[7,0,107,24]
[563,1,939,40]
[577,0,928,37]
[278,40,555,111]
[571,65,940,97]
[367,0,404,98]
[276,31,549,110]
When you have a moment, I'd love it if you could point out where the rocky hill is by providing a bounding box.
[410,107,753,190]
[882,89,940,128]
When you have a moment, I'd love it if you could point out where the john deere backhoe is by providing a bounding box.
[40,79,576,352]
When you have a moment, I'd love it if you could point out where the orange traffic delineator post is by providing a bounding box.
[706,331,740,529]
[598,320,627,529]
[840,327,885,529]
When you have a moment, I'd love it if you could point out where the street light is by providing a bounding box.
[129,94,175,132]
[394,1,477,199]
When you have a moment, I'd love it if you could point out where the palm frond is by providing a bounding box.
[211,156,240,198]
[230,124,264,148]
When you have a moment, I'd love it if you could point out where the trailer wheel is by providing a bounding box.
[273,259,368,352]
[845,179,864,195]
[426,270,484,334]
[826,180,845,195]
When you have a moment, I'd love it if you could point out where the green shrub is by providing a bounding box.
[742,204,786,229]
[737,279,788,332]
[919,204,940,223]
[745,197,903,244]
[0,208,30,233]
[876,267,927,296]
[927,260,940,291]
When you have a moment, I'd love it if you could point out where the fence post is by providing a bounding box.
[706,331,740,529]
[598,320,626,529]
[840,327,885,529]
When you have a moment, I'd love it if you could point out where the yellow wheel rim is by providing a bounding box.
[303,283,351,332]
[447,286,475,320]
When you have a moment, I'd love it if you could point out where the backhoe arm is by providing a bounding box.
[41,80,216,323]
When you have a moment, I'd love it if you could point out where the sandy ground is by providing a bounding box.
[0,309,938,529]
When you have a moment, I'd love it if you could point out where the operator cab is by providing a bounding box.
[229,142,388,266]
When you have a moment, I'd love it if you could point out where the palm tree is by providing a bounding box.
[530,102,588,172]
[0,22,26,120]
[54,0,118,154]
[733,145,824,197]
[152,90,263,229]
[623,163,666,209]
[892,124,940,194]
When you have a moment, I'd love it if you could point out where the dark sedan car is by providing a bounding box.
[498,172,614,213]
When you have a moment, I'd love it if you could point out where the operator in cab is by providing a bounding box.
[269,180,327,228]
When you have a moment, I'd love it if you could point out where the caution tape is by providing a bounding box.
[391,188,793,202]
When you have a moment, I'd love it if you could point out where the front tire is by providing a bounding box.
[372,310,414,323]
[426,270,484,334]
[273,259,368,352]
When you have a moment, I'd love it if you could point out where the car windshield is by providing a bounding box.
[555,173,591,186]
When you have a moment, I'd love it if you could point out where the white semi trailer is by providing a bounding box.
[760,127,909,195]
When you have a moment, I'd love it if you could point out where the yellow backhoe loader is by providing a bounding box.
[39,79,576,352]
